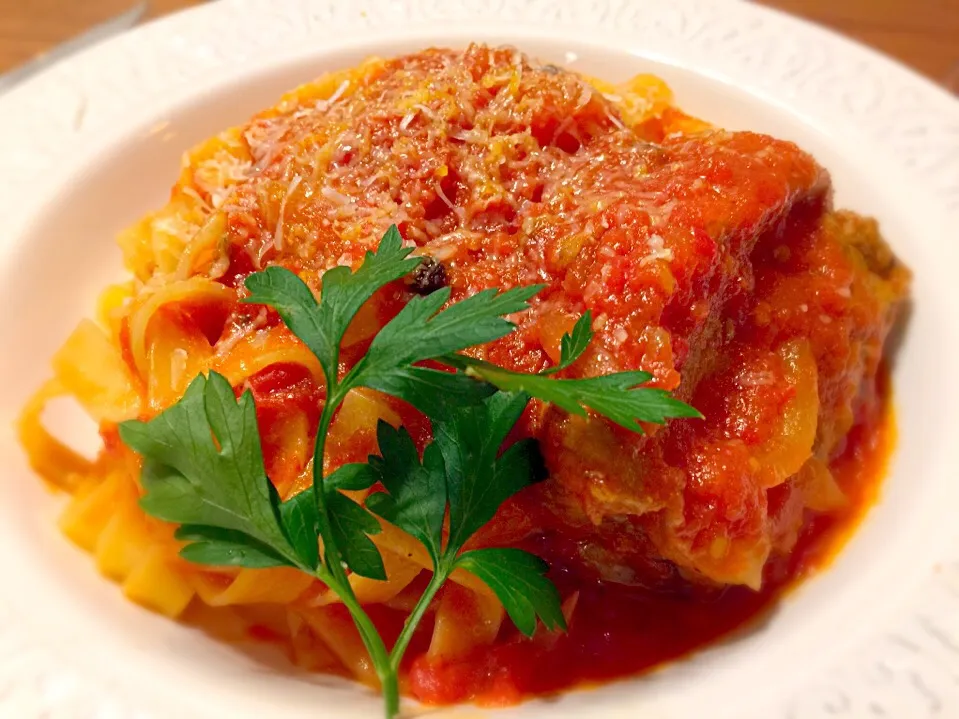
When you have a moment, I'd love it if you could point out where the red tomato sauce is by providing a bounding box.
[404,388,894,705]
[178,45,908,705]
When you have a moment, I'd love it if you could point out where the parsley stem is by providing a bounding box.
[313,386,399,717]
[389,562,450,676]
[337,585,399,717]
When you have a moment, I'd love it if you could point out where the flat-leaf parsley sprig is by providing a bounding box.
[118,225,700,718]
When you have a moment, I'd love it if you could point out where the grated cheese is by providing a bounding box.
[151,214,199,242]
[603,106,626,131]
[273,175,302,251]
[180,185,213,212]
[245,119,291,170]
[399,109,418,131]
[321,185,353,205]
[641,233,674,266]
[434,180,464,220]
[193,151,254,209]
[316,80,350,111]
[216,308,269,357]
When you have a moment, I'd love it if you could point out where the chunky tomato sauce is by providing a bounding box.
[224,365,893,703]
[158,45,910,704]
[405,387,894,704]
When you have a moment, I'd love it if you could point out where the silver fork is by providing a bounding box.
[0,2,149,94]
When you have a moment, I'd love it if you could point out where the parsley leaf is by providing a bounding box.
[361,365,496,417]
[543,311,593,375]
[326,463,379,492]
[277,488,320,569]
[328,491,386,580]
[118,372,293,559]
[367,389,561,638]
[456,548,566,636]
[367,285,544,364]
[347,284,543,406]
[174,525,292,569]
[243,225,420,385]
[367,423,446,564]
[120,224,699,719]
[432,391,537,552]
[444,356,703,432]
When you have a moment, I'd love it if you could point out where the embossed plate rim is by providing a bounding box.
[0,1,957,718]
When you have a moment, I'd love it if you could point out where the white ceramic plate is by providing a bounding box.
[1,1,958,717]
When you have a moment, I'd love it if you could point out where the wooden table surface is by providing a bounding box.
[1,0,957,90]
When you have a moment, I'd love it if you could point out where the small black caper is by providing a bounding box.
[409,256,449,295]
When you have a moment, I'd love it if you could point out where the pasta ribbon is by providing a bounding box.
[19,54,818,690]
